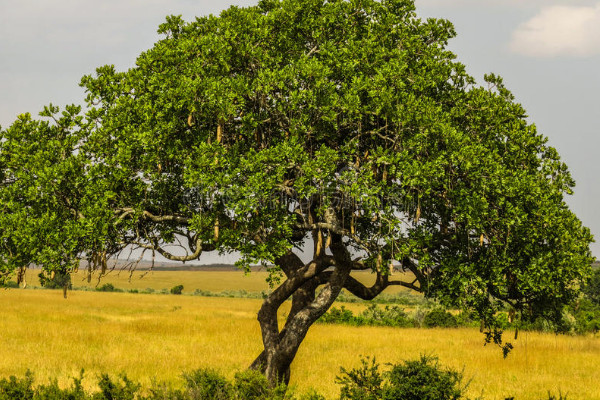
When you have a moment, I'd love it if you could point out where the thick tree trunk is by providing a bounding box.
[250,236,354,386]
[250,278,321,384]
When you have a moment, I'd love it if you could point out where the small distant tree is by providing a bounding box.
[0,0,593,386]
[171,285,184,295]
[38,268,72,298]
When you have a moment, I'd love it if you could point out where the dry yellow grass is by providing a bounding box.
[23,268,272,293]
[1,288,600,399]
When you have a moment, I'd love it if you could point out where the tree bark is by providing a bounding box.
[250,235,354,386]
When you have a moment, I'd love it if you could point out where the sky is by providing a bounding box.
[0,0,598,260]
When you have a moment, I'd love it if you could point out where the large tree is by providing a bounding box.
[0,0,594,385]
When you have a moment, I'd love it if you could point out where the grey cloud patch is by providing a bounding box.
[416,0,599,8]
[0,0,256,127]
[509,3,600,57]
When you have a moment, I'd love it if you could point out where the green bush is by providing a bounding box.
[170,285,184,295]
[145,369,294,400]
[0,370,91,400]
[360,305,412,327]
[0,281,19,289]
[94,374,140,400]
[0,367,574,400]
[337,357,383,400]
[141,384,185,400]
[423,308,458,328]
[34,372,88,400]
[338,355,467,400]
[0,371,35,400]
[183,369,232,400]
[583,267,600,305]
[38,271,72,290]
[383,355,464,400]
[96,283,120,292]
[455,311,480,329]
[320,306,357,325]
[296,390,325,400]
[573,298,600,334]
[320,305,413,328]
[233,369,289,400]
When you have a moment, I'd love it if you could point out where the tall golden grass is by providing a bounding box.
[2,288,600,399]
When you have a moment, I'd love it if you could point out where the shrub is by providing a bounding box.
[38,271,72,290]
[0,371,35,399]
[383,355,465,400]
[0,370,90,400]
[170,285,184,295]
[142,384,186,400]
[338,355,467,400]
[320,305,413,328]
[360,305,412,327]
[337,357,383,400]
[35,371,88,400]
[455,311,480,328]
[183,369,232,400]
[180,368,291,400]
[423,308,458,328]
[573,298,600,334]
[94,374,140,400]
[96,283,118,292]
[233,369,288,400]
[319,306,357,325]
[0,281,19,289]
[297,390,326,400]
[583,267,600,305]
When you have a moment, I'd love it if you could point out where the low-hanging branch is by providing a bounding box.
[129,235,210,262]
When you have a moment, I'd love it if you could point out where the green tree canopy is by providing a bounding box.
[0,0,594,384]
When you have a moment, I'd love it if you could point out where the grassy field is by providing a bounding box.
[20,267,415,296]
[23,267,274,293]
[2,285,600,399]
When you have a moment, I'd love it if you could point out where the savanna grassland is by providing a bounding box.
[2,270,600,399]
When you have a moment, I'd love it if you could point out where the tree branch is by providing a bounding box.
[114,208,190,224]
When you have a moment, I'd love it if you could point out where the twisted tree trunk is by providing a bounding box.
[249,224,424,387]
[250,234,355,385]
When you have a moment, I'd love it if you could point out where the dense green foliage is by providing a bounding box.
[583,267,600,305]
[336,357,569,400]
[320,295,600,334]
[96,283,119,292]
[320,305,412,327]
[0,0,594,381]
[171,284,185,295]
[38,270,72,290]
[0,370,311,400]
[0,362,570,400]
[319,305,468,329]
[337,355,466,400]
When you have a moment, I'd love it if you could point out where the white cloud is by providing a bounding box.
[509,3,600,57]
[416,0,599,8]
